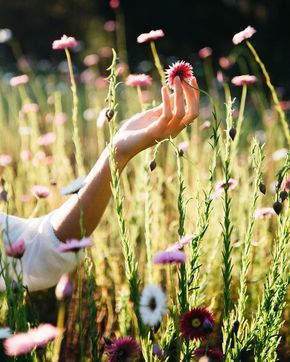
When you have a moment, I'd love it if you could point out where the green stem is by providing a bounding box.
[150,41,166,86]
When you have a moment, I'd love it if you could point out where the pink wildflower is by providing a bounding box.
[98,46,113,58]
[281,177,290,192]
[54,112,68,125]
[232,26,256,45]
[194,347,223,361]
[0,154,12,167]
[83,54,99,67]
[219,56,233,69]
[52,35,78,50]
[104,20,117,32]
[153,250,186,264]
[198,47,213,59]
[280,101,290,111]
[116,62,128,77]
[217,70,225,84]
[126,74,152,87]
[105,337,141,362]
[20,150,32,162]
[180,307,214,340]
[200,121,211,131]
[5,239,26,259]
[57,238,93,253]
[55,274,73,301]
[21,103,39,114]
[96,76,109,88]
[178,141,190,155]
[109,0,120,9]
[165,60,194,89]
[231,75,257,86]
[211,178,238,199]
[254,207,276,220]
[38,132,56,146]
[31,185,50,199]
[137,29,165,43]
[9,75,29,87]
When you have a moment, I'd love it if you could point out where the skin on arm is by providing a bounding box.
[51,76,199,242]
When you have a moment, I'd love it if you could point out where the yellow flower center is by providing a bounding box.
[192,318,201,328]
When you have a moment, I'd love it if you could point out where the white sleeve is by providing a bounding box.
[0,212,80,292]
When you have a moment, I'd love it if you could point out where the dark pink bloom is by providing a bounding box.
[153,250,186,264]
[4,324,61,356]
[52,35,78,50]
[137,29,165,43]
[126,74,152,87]
[55,274,73,301]
[9,75,29,87]
[0,154,12,167]
[219,56,233,69]
[5,239,26,259]
[194,347,223,361]
[165,60,194,89]
[254,207,275,220]
[231,75,257,86]
[200,121,211,131]
[83,54,99,67]
[57,238,93,253]
[109,0,120,9]
[104,20,117,32]
[232,26,256,45]
[38,132,56,146]
[180,307,214,340]
[198,47,213,59]
[31,185,50,199]
[211,178,238,199]
[105,337,141,362]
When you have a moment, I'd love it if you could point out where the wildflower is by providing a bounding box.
[280,101,290,111]
[83,54,99,67]
[4,324,61,356]
[137,29,165,43]
[54,112,68,125]
[38,132,56,146]
[21,103,39,114]
[31,185,50,199]
[9,75,29,87]
[139,284,167,327]
[104,20,117,32]
[98,46,113,58]
[153,344,164,357]
[109,0,120,9]
[105,337,141,362]
[5,239,26,259]
[180,307,214,340]
[153,250,186,264]
[0,154,12,167]
[96,76,109,88]
[272,148,288,161]
[55,274,73,301]
[116,62,128,77]
[200,121,211,131]
[281,177,290,191]
[231,75,257,86]
[273,201,282,215]
[166,234,195,251]
[219,56,233,69]
[57,238,93,253]
[52,35,78,50]
[211,178,238,199]
[178,141,189,156]
[232,26,256,45]
[194,347,223,361]
[254,207,275,219]
[165,61,194,89]
[0,28,12,43]
[216,70,225,84]
[125,74,152,87]
[198,47,212,59]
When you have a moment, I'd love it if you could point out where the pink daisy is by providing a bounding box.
[55,274,73,301]
[31,185,50,199]
[5,239,26,259]
[193,347,223,361]
[180,307,214,340]
[125,74,152,87]
[137,29,165,43]
[9,74,29,87]
[57,238,93,253]
[198,47,213,59]
[4,324,61,356]
[105,337,141,362]
[211,178,238,199]
[254,207,275,220]
[232,25,256,45]
[0,154,12,167]
[165,61,194,89]
[153,250,186,264]
[231,75,257,86]
[52,35,78,50]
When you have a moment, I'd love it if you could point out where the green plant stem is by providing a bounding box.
[150,41,166,86]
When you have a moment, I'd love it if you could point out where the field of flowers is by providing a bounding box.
[0,6,289,362]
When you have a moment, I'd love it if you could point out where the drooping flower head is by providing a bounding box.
[52,35,78,50]
[165,61,194,89]
[4,324,61,356]
[9,75,29,87]
[153,250,186,264]
[55,274,73,301]
[232,26,256,45]
[31,185,50,199]
[254,207,275,220]
[193,347,223,361]
[57,238,93,253]
[211,178,238,199]
[137,29,165,43]
[5,239,26,259]
[105,337,141,362]
[180,307,214,340]
[231,75,257,86]
[139,284,167,327]
[198,47,213,59]
[125,74,152,88]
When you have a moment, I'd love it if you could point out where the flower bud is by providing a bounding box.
[259,183,266,195]
[279,190,288,202]
[229,127,237,141]
[178,149,184,157]
[105,109,114,122]
[273,201,283,215]
[149,160,157,171]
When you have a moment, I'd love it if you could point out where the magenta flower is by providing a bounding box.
[198,46,213,59]
[232,25,256,45]
[137,29,165,43]
[180,307,214,340]
[165,61,194,89]
[0,154,12,167]
[55,274,73,301]
[231,75,257,86]
[9,75,29,87]
[125,74,152,88]
[211,178,238,199]
[38,132,56,146]
[4,324,61,356]
[105,337,141,362]
[57,238,93,253]
[254,207,275,220]
[31,185,50,199]
[153,250,186,264]
[219,56,233,69]
[5,239,26,259]
[52,35,78,50]
[109,0,120,9]
[193,347,223,361]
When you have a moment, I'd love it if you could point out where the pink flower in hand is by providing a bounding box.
[137,29,165,43]
[165,61,194,89]
[231,75,257,86]
[5,239,26,259]
[125,74,152,87]
[232,26,256,45]
[52,35,78,50]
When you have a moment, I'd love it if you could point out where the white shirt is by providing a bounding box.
[0,212,78,292]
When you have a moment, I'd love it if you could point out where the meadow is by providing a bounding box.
[0,18,289,362]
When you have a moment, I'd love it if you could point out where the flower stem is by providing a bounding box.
[150,41,166,86]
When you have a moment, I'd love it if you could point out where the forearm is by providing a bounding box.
[51,144,130,241]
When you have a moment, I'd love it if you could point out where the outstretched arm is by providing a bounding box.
[51,76,200,242]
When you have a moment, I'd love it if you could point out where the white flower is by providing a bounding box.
[139,284,167,327]
[272,148,288,161]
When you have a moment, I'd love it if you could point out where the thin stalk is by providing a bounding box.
[150,41,166,86]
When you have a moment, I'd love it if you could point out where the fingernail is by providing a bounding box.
[174,76,180,84]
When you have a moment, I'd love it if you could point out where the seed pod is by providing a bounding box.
[280,190,288,202]
[273,201,283,215]
[229,127,237,141]
[178,149,184,157]
[259,183,266,195]
[149,160,157,171]
[105,109,114,122]
[202,318,213,334]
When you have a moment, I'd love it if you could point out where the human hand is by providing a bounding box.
[113,76,200,160]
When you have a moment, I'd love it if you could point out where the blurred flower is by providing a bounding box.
[198,47,212,59]
[20,150,32,161]
[194,347,223,361]
[57,238,93,253]
[254,207,275,219]
[83,54,99,67]
[0,28,12,43]
[21,103,39,114]
[54,112,68,125]
[4,324,61,356]
[38,132,56,146]
[0,154,12,167]
[219,56,233,69]
[167,234,195,251]
[104,20,117,32]
[280,101,290,111]
[200,121,211,131]
[80,69,96,84]
[116,62,128,77]
[5,239,26,259]
[137,29,165,43]
[18,126,32,136]
[216,70,225,84]
[178,141,189,156]
[232,26,256,45]
[0,328,12,340]
[153,250,186,264]
[83,108,97,122]
[165,60,194,89]
[126,74,152,87]
[9,75,29,87]
[105,337,141,362]
[139,284,167,327]
[272,148,288,161]
[211,178,238,199]
[109,0,120,9]
[98,47,113,58]
[281,177,290,192]
[180,307,214,340]
[96,76,109,88]
[52,35,78,50]
[231,75,257,86]
[55,274,73,301]
[31,185,50,199]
